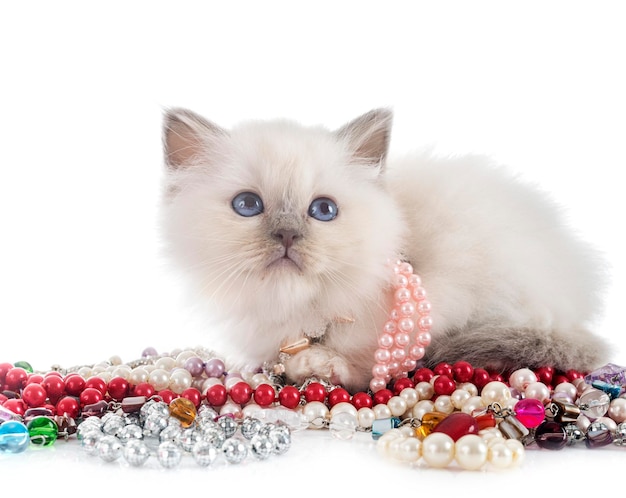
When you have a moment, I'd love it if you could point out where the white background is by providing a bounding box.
[1,1,625,493]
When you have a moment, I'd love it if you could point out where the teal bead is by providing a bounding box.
[371,417,401,440]
[0,420,31,453]
[13,361,33,373]
[27,416,59,446]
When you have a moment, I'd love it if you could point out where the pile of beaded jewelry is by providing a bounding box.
[2,349,626,472]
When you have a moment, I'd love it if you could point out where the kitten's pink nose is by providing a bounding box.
[274,229,300,249]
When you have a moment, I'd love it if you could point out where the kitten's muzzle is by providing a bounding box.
[273,228,300,250]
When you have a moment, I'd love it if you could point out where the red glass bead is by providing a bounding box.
[22,383,47,407]
[373,388,393,406]
[489,372,504,383]
[278,386,301,409]
[80,387,104,406]
[452,361,474,383]
[433,363,453,378]
[133,382,156,398]
[553,374,569,386]
[5,367,29,391]
[26,374,44,385]
[514,398,546,429]
[303,382,326,403]
[229,381,253,405]
[351,392,373,409]
[475,411,497,430]
[328,388,350,407]
[64,374,86,397]
[433,375,456,396]
[393,377,414,394]
[206,384,227,406]
[85,377,107,396]
[566,369,584,381]
[534,366,554,385]
[55,396,80,418]
[413,367,434,383]
[472,368,490,390]
[3,398,27,416]
[432,412,479,441]
[182,388,202,408]
[253,384,276,407]
[0,362,13,384]
[158,389,178,404]
[42,374,66,402]
[107,377,130,401]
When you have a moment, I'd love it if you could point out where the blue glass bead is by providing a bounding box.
[591,380,622,399]
[371,417,401,440]
[0,420,30,453]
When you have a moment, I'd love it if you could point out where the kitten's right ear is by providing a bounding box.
[163,108,228,169]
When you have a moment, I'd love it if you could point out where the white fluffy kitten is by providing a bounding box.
[160,108,610,392]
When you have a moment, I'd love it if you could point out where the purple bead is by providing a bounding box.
[585,422,614,449]
[534,421,567,450]
[204,358,226,378]
[142,347,158,358]
[514,398,545,429]
[585,363,626,388]
[184,357,205,377]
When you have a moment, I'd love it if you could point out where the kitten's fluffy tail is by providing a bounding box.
[424,325,611,375]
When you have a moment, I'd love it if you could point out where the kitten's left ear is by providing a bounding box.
[336,108,393,169]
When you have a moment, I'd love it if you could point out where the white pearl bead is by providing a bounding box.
[608,398,626,423]
[461,396,485,415]
[398,426,415,437]
[481,381,511,405]
[148,368,170,391]
[302,401,329,429]
[201,377,221,394]
[169,368,192,394]
[392,436,421,463]
[504,439,525,467]
[155,357,176,371]
[399,388,419,408]
[94,371,111,383]
[377,429,403,456]
[488,441,513,469]
[78,366,92,378]
[595,416,618,432]
[175,350,195,367]
[554,382,577,403]
[524,382,551,404]
[112,366,132,380]
[458,382,478,396]
[357,407,376,428]
[411,400,435,420]
[242,403,265,419]
[330,402,358,418]
[508,368,537,391]
[373,403,392,419]
[455,434,488,470]
[421,433,455,468]
[415,381,434,400]
[387,396,408,417]
[220,402,242,418]
[577,415,591,432]
[129,367,149,385]
[434,395,454,414]
[109,355,123,366]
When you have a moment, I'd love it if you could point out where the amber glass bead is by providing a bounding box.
[415,412,446,440]
[169,397,197,428]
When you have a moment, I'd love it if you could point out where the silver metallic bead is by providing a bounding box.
[268,425,291,455]
[217,416,237,438]
[143,414,168,437]
[615,422,626,445]
[202,426,226,449]
[157,441,182,468]
[222,438,248,464]
[192,440,218,466]
[124,439,150,466]
[76,419,102,440]
[197,405,219,421]
[117,424,143,444]
[241,417,263,439]
[177,427,201,452]
[250,434,273,460]
[80,429,102,455]
[97,435,123,462]
[159,424,182,444]
[564,423,585,445]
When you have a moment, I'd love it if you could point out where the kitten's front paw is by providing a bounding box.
[283,346,352,388]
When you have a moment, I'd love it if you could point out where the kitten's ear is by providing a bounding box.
[336,108,393,168]
[163,108,228,169]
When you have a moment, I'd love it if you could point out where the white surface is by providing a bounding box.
[1,1,625,493]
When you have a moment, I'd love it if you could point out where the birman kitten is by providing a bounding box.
[160,108,610,392]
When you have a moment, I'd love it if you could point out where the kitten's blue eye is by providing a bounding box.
[308,197,338,221]
[232,192,264,217]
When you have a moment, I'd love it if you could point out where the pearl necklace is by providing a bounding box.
[370,259,432,393]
